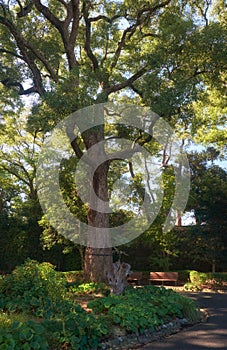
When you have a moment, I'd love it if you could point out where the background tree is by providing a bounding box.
[0,0,226,283]
[0,113,82,271]
[184,151,227,271]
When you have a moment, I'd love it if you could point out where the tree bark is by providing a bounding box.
[82,104,113,282]
[84,161,113,282]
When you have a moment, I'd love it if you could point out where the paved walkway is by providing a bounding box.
[140,292,227,350]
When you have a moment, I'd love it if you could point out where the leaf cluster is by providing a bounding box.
[88,285,200,333]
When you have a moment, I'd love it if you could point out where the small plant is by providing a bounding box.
[69,282,110,295]
[61,270,84,284]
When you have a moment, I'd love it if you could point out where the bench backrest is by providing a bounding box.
[150,272,178,280]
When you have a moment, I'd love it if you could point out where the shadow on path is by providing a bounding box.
[140,292,227,350]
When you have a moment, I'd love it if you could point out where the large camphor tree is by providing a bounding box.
[0,0,226,284]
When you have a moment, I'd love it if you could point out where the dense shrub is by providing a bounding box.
[183,271,227,291]
[0,259,67,316]
[88,286,200,334]
[0,261,109,349]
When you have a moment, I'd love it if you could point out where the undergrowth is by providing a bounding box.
[0,260,200,349]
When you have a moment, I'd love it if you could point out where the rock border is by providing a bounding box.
[97,310,208,350]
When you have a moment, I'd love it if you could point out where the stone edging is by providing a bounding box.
[97,309,208,350]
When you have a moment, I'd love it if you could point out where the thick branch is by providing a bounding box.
[23,41,58,82]
[83,2,99,71]
[34,0,63,31]
[68,0,80,50]
[34,0,79,70]
[1,79,39,95]
[137,114,160,147]
[104,66,147,95]
[110,26,133,72]
[128,161,135,178]
[109,0,171,69]
[1,44,57,84]
[0,3,7,17]
[89,14,120,23]
[137,0,171,17]
[65,122,96,167]
[17,0,34,18]
[0,15,45,95]
[161,145,171,168]
[57,0,68,8]
[70,138,83,159]
[129,83,144,99]
[197,1,210,26]
[0,163,30,187]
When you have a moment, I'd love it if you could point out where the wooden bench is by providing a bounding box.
[149,272,178,286]
[127,271,143,285]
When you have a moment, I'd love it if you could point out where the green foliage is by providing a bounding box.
[0,261,201,348]
[184,271,227,291]
[69,282,110,296]
[0,321,48,350]
[0,261,108,349]
[190,271,207,286]
[88,285,200,333]
[61,270,84,284]
[0,0,226,282]
[0,259,67,316]
[187,153,227,227]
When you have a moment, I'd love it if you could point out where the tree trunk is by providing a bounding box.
[84,162,113,282]
[83,126,113,282]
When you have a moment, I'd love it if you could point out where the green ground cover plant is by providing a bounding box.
[88,286,200,334]
[0,260,200,349]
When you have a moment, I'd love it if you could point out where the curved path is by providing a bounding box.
[140,292,227,350]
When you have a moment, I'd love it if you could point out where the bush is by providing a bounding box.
[0,259,67,316]
[0,261,109,349]
[190,271,207,286]
[183,271,227,291]
[213,272,227,282]
[88,285,200,334]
